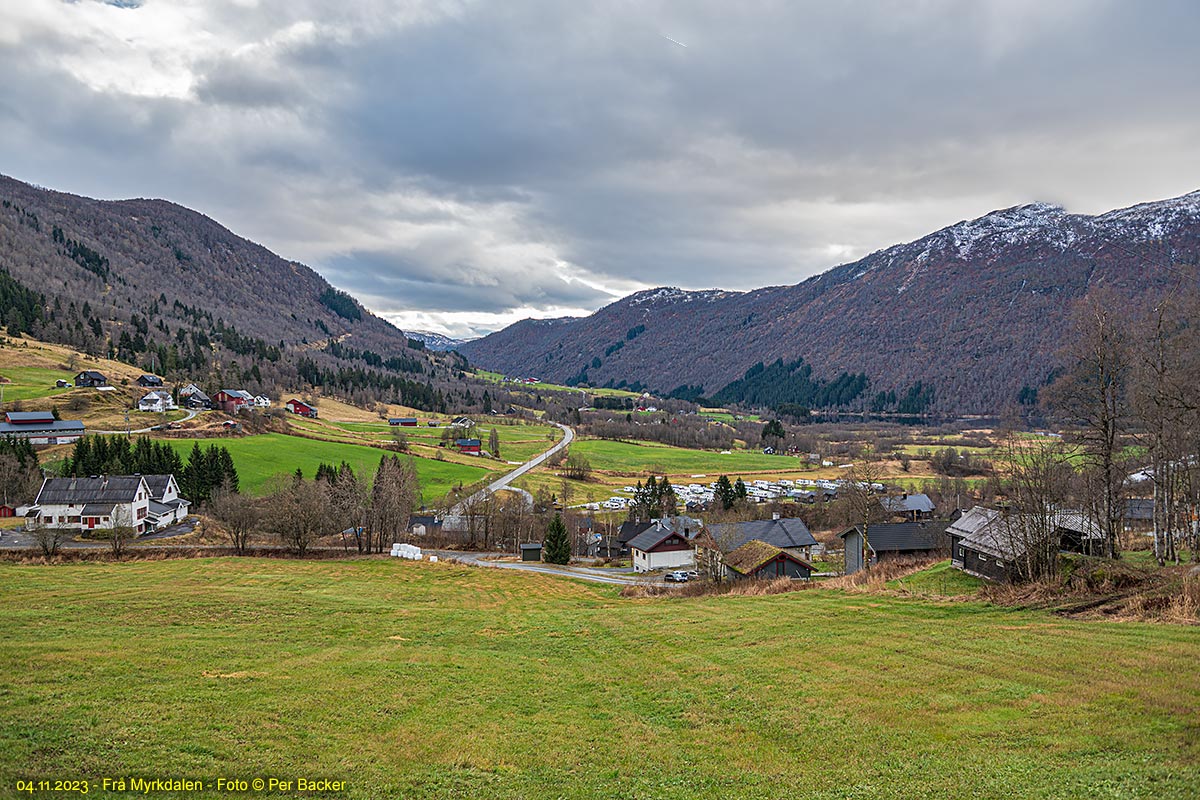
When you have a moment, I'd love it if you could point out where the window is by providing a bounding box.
[137,507,147,519]
[957,547,963,557]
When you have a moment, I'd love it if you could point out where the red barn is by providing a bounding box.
[214,389,254,413]
[455,438,482,455]
[286,399,318,418]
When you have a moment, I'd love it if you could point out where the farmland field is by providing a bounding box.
[163,433,497,501]
[1,558,1198,799]
[570,438,813,476]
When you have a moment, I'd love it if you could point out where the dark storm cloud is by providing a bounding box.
[2,0,1199,334]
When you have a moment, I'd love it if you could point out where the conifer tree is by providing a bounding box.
[543,512,571,564]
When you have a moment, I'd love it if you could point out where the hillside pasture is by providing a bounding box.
[163,433,496,502]
[0,558,1197,799]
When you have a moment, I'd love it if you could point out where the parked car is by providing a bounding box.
[665,570,690,583]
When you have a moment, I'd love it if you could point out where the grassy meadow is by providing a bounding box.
[1,558,1197,799]
[163,433,497,501]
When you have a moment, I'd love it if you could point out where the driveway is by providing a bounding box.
[0,517,200,549]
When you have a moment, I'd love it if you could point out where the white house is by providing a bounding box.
[142,474,191,528]
[30,475,153,534]
[29,474,190,535]
[137,390,177,413]
[179,383,204,398]
[253,395,271,408]
[628,518,701,573]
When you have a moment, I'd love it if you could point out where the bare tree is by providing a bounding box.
[209,483,261,554]
[1046,291,1130,559]
[368,455,420,553]
[841,461,887,572]
[31,518,67,558]
[996,432,1074,581]
[108,504,136,557]
[268,476,332,557]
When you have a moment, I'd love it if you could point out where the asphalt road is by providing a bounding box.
[435,549,651,586]
[91,406,202,435]
[449,422,574,515]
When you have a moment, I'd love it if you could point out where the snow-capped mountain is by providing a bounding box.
[460,190,1200,413]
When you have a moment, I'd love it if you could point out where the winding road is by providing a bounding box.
[449,421,574,515]
[91,406,202,435]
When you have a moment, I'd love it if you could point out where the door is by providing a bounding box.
[87,517,95,529]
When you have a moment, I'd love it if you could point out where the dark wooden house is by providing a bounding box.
[73,370,107,388]
[838,522,949,575]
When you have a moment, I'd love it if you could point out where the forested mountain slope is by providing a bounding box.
[461,192,1200,414]
[0,174,464,411]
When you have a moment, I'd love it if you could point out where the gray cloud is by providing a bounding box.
[2,0,1199,335]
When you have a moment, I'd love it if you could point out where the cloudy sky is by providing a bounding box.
[2,1,1199,337]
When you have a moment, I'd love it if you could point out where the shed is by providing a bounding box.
[838,522,949,575]
[520,542,543,562]
[0,504,16,518]
[389,417,418,426]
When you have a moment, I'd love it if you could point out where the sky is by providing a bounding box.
[2,0,1199,338]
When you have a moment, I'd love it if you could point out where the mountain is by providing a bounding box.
[406,331,475,352]
[460,191,1200,414]
[0,174,458,411]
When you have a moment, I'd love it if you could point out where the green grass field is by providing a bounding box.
[474,369,642,398]
[571,438,810,476]
[164,433,497,502]
[0,365,75,401]
[1,558,1197,799]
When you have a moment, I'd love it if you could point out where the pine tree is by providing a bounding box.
[657,476,677,517]
[734,478,748,501]
[543,512,570,564]
[714,474,736,510]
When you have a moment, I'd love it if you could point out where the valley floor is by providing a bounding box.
[2,558,1198,799]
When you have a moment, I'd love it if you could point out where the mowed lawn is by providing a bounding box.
[2,560,1197,800]
[164,433,497,501]
[571,438,809,476]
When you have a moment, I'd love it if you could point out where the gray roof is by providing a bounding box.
[140,475,177,500]
[628,518,702,553]
[5,411,55,424]
[36,476,147,505]
[839,522,946,553]
[953,508,1102,560]
[519,542,543,550]
[1124,498,1154,521]
[221,389,254,400]
[617,521,653,543]
[707,517,817,553]
[147,498,185,515]
[881,493,936,514]
[80,503,117,516]
[0,420,85,436]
